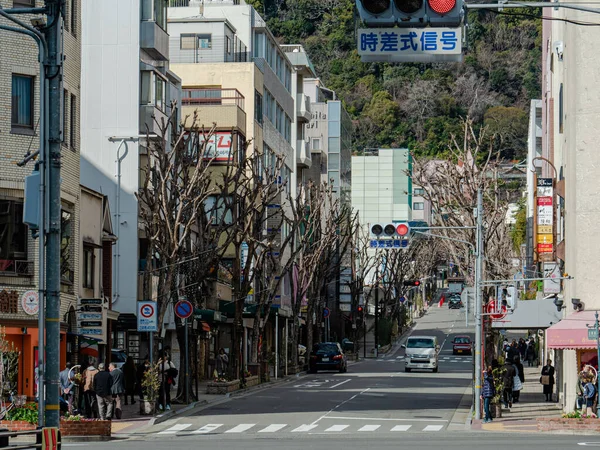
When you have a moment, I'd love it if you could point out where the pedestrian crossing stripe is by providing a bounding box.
[157,423,446,435]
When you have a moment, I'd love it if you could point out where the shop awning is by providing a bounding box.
[491,299,561,330]
[546,310,599,350]
[194,308,227,323]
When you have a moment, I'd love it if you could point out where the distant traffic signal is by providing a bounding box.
[403,280,421,287]
[357,305,364,314]
[356,0,463,27]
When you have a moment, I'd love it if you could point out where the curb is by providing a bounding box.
[448,385,474,431]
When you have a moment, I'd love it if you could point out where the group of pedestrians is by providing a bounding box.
[576,364,598,417]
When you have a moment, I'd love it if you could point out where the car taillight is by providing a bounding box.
[310,355,318,360]
[333,355,343,360]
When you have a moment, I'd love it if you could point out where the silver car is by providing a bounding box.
[402,336,440,373]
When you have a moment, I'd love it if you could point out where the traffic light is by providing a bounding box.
[403,280,421,287]
[370,222,411,238]
[396,222,410,237]
[356,0,463,27]
[357,305,364,314]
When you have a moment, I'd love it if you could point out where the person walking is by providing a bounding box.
[541,359,556,402]
[481,366,495,423]
[518,338,527,361]
[576,371,585,412]
[109,363,125,419]
[512,355,524,403]
[158,354,176,411]
[583,373,597,417]
[94,363,114,420]
[83,362,99,418]
[525,339,537,367]
[507,340,520,362]
[123,357,137,405]
[216,348,229,377]
[59,362,74,415]
[502,358,516,408]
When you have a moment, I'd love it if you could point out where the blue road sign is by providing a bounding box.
[323,307,331,319]
[175,299,193,319]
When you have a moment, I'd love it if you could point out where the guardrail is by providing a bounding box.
[0,427,61,450]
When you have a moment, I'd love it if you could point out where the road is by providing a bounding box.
[63,305,587,449]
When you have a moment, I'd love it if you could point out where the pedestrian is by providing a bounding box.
[583,374,597,417]
[540,359,555,402]
[216,348,229,377]
[507,340,520,362]
[158,353,176,411]
[137,359,150,400]
[123,356,137,405]
[512,355,524,403]
[481,366,495,423]
[525,339,537,367]
[518,338,527,361]
[502,339,510,359]
[109,362,125,419]
[59,362,74,415]
[83,361,99,418]
[576,371,585,412]
[93,363,114,420]
[502,358,516,408]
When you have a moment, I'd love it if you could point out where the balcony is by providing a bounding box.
[181,88,246,134]
[296,93,311,123]
[139,104,167,136]
[141,21,169,61]
[296,140,312,168]
[0,259,34,277]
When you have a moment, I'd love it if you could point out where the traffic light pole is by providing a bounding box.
[374,265,379,359]
[474,190,484,420]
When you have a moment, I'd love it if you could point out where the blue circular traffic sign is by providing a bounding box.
[399,297,406,304]
[323,307,331,319]
[175,300,193,319]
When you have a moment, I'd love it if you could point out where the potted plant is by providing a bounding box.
[491,366,505,418]
[140,363,160,415]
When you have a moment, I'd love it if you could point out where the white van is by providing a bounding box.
[402,336,440,373]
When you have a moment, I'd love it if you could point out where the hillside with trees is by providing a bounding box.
[251,0,541,159]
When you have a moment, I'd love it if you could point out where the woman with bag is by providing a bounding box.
[512,355,524,403]
[481,366,495,423]
[541,359,555,402]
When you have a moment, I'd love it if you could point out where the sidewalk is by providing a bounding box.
[473,366,563,433]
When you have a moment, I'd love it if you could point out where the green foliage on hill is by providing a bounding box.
[256,0,541,158]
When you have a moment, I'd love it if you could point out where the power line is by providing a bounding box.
[486,9,600,25]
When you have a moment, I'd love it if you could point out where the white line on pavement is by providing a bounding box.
[326,416,448,422]
[192,424,224,434]
[330,379,351,389]
[391,425,412,431]
[225,424,256,433]
[158,424,192,434]
[259,424,287,433]
[292,424,318,432]
[423,425,444,431]
[359,425,381,432]
[310,388,371,425]
[325,425,349,432]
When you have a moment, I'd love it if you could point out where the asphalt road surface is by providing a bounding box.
[63,306,591,449]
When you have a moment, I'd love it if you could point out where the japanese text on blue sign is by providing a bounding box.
[358,28,461,56]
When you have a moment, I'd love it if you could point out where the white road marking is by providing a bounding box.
[225,424,256,433]
[325,425,349,432]
[330,379,351,389]
[259,424,287,433]
[192,424,223,434]
[326,416,448,422]
[311,388,371,425]
[358,425,381,432]
[423,425,444,431]
[292,424,318,432]
[391,425,412,431]
[158,424,191,434]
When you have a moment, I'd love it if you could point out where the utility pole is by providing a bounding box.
[374,265,379,359]
[474,189,484,420]
[43,0,64,428]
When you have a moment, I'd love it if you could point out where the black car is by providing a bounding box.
[309,342,348,373]
[448,296,463,309]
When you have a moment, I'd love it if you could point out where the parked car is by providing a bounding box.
[452,336,472,355]
[111,349,127,369]
[309,342,348,373]
[448,297,463,309]
[402,336,440,373]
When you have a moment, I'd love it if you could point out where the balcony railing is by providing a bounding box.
[0,259,34,276]
[169,0,191,6]
[182,88,245,110]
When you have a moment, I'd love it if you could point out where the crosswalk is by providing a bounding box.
[375,356,471,364]
[156,422,448,436]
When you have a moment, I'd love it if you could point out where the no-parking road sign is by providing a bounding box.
[175,299,193,320]
[138,301,157,332]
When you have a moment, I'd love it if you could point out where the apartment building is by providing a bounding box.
[0,0,81,397]
[80,0,181,362]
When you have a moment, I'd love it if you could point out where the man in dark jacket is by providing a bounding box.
[109,363,125,419]
[502,360,516,408]
[93,363,114,420]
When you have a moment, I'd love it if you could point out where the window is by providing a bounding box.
[11,74,34,130]
[155,77,165,112]
[198,34,212,49]
[13,0,34,6]
[154,0,167,30]
[413,202,424,210]
[180,34,197,50]
[0,200,28,273]
[63,89,69,146]
[226,36,231,54]
[204,196,233,226]
[414,188,424,196]
[254,90,263,125]
[70,94,76,149]
[312,138,321,150]
[83,247,94,289]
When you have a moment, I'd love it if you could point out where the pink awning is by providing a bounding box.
[546,310,599,350]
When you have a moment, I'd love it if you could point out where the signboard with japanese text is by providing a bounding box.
[536,178,554,260]
[78,298,107,342]
[199,132,234,162]
[543,262,561,294]
[358,28,462,63]
[137,301,158,332]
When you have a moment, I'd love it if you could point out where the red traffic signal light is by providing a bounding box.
[403,280,421,287]
[428,0,455,14]
[357,306,364,313]
[396,223,410,237]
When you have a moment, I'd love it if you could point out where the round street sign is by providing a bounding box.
[486,300,507,321]
[399,296,406,304]
[140,303,155,318]
[323,307,331,319]
[175,299,193,319]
